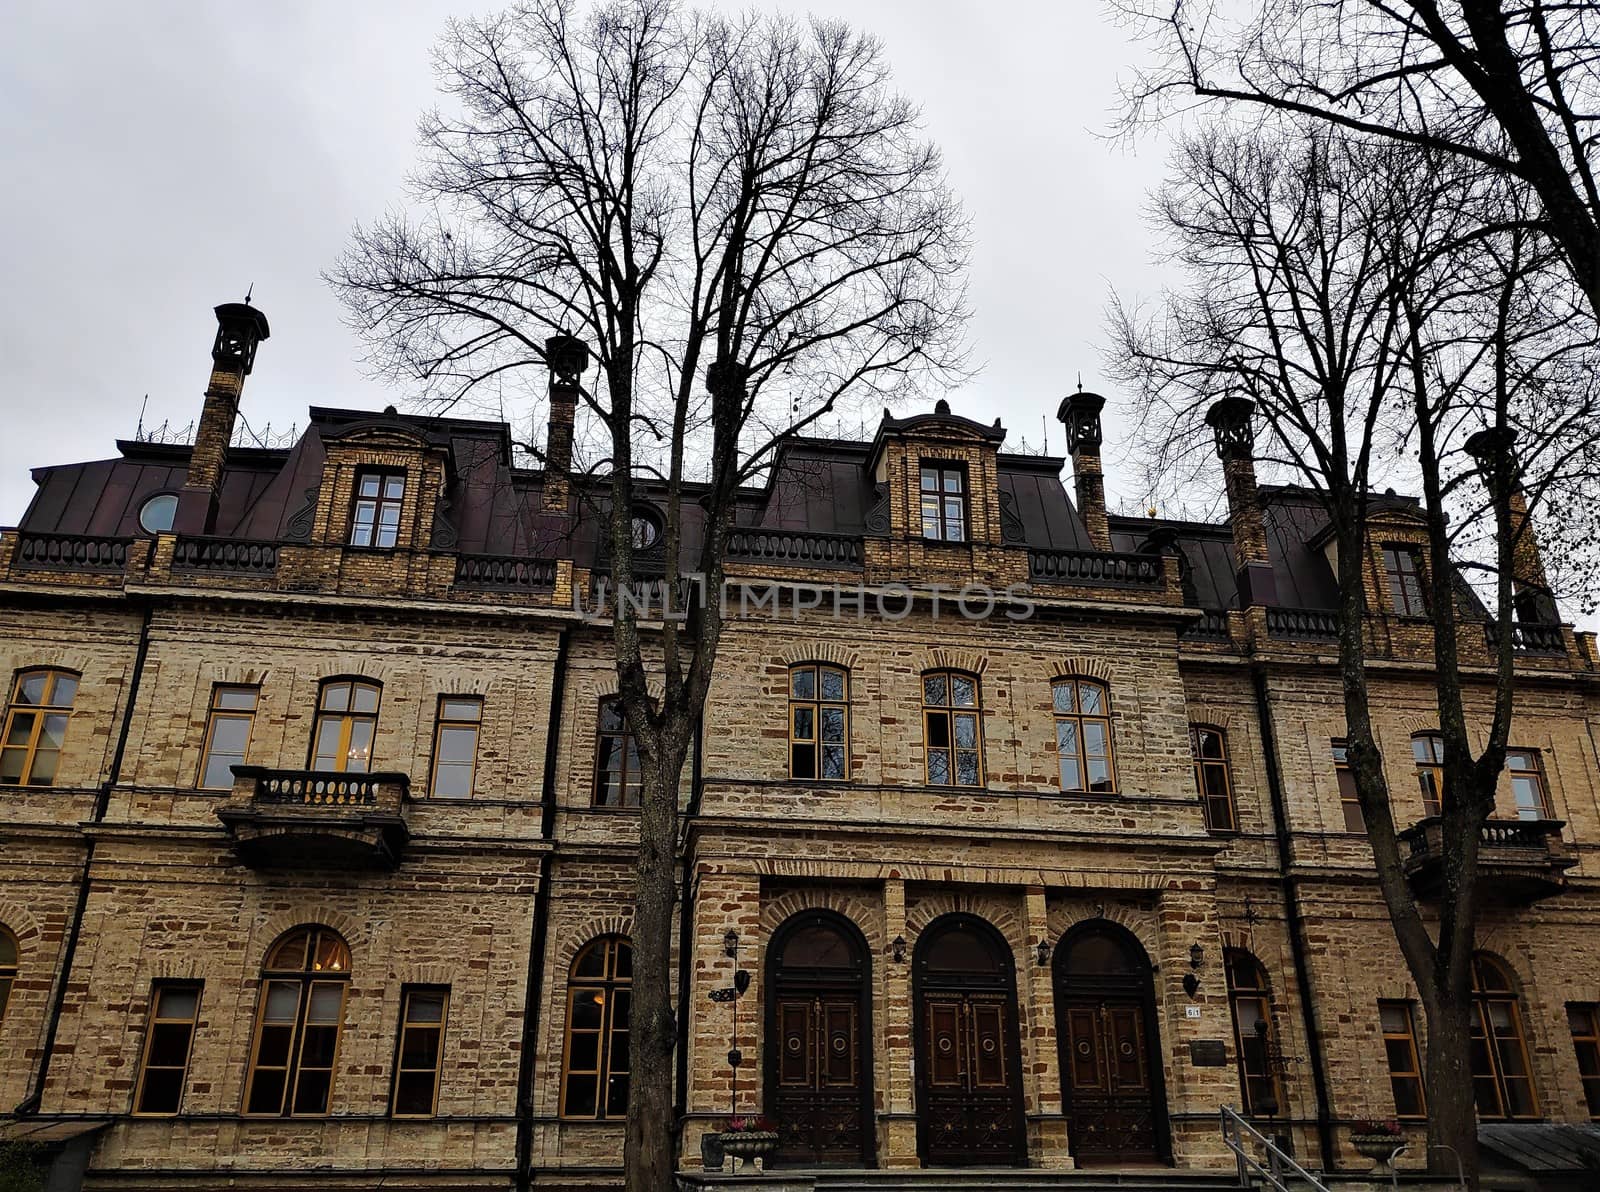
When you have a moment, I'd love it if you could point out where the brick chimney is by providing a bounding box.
[1206,396,1278,607]
[1465,426,1557,623]
[1056,391,1111,550]
[173,302,270,535]
[542,334,590,512]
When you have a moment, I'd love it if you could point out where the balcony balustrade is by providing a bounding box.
[1398,816,1575,905]
[1265,606,1341,641]
[1484,620,1566,655]
[725,529,864,569]
[171,536,279,575]
[454,553,557,591]
[1027,548,1165,588]
[217,766,410,869]
[12,531,131,573]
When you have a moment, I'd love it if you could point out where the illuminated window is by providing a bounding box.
[919,464,967,542]
[310,680,381,773]
[349,470,406,549]
[789,665,849,781]
[560,937,632,1120]
[1568,1004,1600,1120]
[1054,678,1115,793]
[593,698,641,808]
[1191,726,1236,832]
[1226,950,1282,1118]
[1470,953,1539,1120]
[0,668,79,787]
[134,983,202,1115]
[1413,733,1446,817]
[392,987,450,1117]
[922,670,983,787]
[1379,1001,1427,1120]
[430,697,481,798]
[1506,750,1551,820]
[1383,547,1427,616]
[244,927,351,1117]
[197,685,258,789]
[1332,741,1364,833]
[0,927,16,1026]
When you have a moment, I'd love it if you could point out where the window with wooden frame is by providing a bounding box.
[1383,546,1428,616]
[349,469,406,549]
[1,668,79,787]
[560,936,632,1120]
[922,670,983,786]
[919,463,967,542]
[1331,741,1365,833]
[1054,677,1115,793]
[133,982,202,1115]
[1379,1000,1427,1120]
[0,926,16,1026]
[1470,953,1539,1120]
[1568,1004,1600,1119]
[430,697,482,798]
[1226,949,1283,1118]
[1506,749,1552,820]
[197,685,259,789]
[244,927,351,1117]
[1412,733,1446,816]
[391,986,450,1117]
[1191,725,1236,832]
[788,664,849,781]
[310,679,381,773]
[593,698,642,808]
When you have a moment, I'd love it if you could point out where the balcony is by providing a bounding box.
[217,767,410,870]
[1027,548,1165,589]
[1266,605,1340,642]
[11,531,132,573]
[171,536,279,575]
[1399,817,1575,905]
[725,529,864,570]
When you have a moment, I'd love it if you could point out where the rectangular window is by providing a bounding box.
[1380,1000,1427,1120]
[349,470,406,549]
[1383,547,1428,616]
[310,680,382,773]
[134,983,201,1116]
[919,464,967,543]
[1413,734,1445,816]
[1506,749,1551,820]
[1332,741,1364,833]
[1,669,79,787]
[197,685,259,789]
[788,665,849,781]
[430,697,482,798]
[1570,1004,1600,1119]
[392,987,449,1117]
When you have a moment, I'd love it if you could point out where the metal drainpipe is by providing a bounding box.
[1251,661,1336,1172]
[17,598,153,1115]
[515,625,571,1192]
[674,714,705,1135]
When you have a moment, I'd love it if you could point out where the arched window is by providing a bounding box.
[1,668,79,787]
[1191,726,1237,832]
[1471,953,1539,1119]
[244,927,351,1117]
[1412,733,1446,816]
[310,680,381,773]
[1053,678,1115,793]
[561,936,632,1120]
[1226,950,1282,1117]
[594,699,641,808]
[789,664,849,781]
[0,926,16,1025]
[922,670,983,786]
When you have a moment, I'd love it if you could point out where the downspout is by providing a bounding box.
[674,714,705,1130]
[1251,662,1336,1171]
[17,597,153,1115]
[515,625,570,1192]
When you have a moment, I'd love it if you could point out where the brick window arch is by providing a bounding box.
[561,936,632,1119]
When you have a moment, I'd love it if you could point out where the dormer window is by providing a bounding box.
[920,464,966,542]
[350,470,406,549]
[1383,546,1427,616]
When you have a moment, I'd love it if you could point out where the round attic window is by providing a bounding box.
[630,509,662,550]
[138,493,178,533]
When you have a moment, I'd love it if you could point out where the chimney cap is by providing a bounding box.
[214,302,270,342]
[1204,395,1255,432]
[1055,390,1106,424]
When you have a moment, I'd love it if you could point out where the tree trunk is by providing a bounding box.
[1423,993,1480,1189]
[625,735,689,1192]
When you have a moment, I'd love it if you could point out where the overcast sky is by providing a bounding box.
[1,0,1179,527]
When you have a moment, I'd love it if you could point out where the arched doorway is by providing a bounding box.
[1054,920,1170,1164]
[912,914,1027,1166]
[765,910,876,1166]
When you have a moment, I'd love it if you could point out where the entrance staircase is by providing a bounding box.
[806,1170,1247,1192]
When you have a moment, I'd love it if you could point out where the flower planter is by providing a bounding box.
[1351,1133,1403,1171]
[718,1130,779,1173]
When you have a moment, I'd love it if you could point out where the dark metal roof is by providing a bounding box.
[1479,1123,1600,1176]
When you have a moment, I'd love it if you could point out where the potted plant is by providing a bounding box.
[718,1116,780,1172]
[1349,1119,1406,1170]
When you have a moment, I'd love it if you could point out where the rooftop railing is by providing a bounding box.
[12,531,131,573]
[725,529,863,569]
[1027,548,1164,588]
[454,553,558,590]
[172,536,279,575]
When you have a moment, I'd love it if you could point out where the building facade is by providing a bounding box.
[1,302,1598,1189]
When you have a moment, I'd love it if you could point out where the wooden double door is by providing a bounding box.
[771,993,869,1164]
[1060,996,1159,1160]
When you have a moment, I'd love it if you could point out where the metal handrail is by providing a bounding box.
[1220,1105,1330,1192]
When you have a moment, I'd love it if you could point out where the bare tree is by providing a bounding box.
[1114,0,1600,321]
[1110,126,1599,1185]
[328,2,968,1188]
